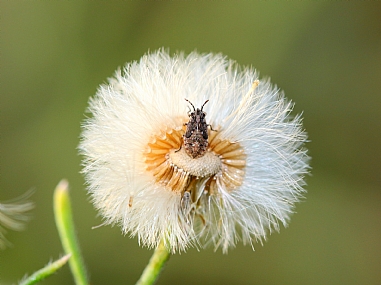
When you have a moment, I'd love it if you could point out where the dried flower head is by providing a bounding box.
[0,191,34,249]
[79,49,309,253]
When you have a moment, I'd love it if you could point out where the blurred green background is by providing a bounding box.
[1,1,381,285]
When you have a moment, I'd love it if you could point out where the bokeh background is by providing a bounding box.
[1,2,381,285]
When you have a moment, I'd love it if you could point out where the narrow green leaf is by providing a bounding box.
[19,254,71,285]
[54,179,89,285]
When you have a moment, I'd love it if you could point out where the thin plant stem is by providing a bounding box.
[135,239,171,285]
[54,180,88,285]
[19,254,71,285]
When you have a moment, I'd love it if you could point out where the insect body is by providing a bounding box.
[183,99,212,159]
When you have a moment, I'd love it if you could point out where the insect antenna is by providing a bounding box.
[184,98,196,112]
[201,100,209,111]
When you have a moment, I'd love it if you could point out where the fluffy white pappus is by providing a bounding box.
[79,49,310,253]
[0,191,34,250]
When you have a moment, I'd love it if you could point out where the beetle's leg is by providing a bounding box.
[175,145,182,153]
[208,124,217,132]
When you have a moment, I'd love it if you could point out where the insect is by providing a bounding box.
[183,99,215,159]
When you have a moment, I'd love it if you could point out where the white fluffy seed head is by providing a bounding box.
[0,191,34,250]
[79,49,310,253]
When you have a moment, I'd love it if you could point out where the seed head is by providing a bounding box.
[79,49,310,253]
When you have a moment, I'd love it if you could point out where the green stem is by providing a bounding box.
[135,240,171,285]
[53,180,88,285]
[19,254,71,285]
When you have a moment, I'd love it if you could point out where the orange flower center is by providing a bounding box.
[144,126,246,195]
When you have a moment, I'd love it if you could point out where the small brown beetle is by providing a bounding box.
[183,99,214,159]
